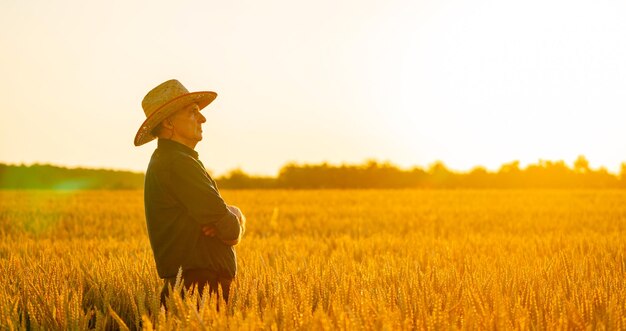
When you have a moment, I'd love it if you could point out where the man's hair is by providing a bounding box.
[151,110,180,137]
[151,122,164,137]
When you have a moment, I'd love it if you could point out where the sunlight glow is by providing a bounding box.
[1,0,625,175]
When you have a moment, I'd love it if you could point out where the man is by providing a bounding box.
[134,79,246,305]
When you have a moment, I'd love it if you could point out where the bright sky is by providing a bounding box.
[1,0,626,176]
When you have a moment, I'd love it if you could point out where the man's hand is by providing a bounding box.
[227,205,246,235]
[201,205,246,244]
[202,225,217,237]
[219,205,246,246]
[226,205,243,221]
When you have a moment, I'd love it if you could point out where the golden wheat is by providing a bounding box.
[0,190,624,330]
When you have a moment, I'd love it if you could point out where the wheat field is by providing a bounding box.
[0,190,625,330]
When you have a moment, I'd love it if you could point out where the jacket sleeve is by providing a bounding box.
[168,155,241,241]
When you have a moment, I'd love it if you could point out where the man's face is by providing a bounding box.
[169,103,206,147]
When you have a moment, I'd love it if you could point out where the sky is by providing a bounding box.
[1,0,626,176]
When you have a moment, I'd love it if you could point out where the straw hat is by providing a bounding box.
[134,79,217,146]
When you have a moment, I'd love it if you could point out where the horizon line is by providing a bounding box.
[1,156,622,177]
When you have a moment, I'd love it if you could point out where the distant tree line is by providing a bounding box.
[2,156,626,190]
[219,156,626,189]
[0,164,144,190]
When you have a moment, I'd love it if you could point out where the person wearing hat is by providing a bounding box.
[135,79,246,306]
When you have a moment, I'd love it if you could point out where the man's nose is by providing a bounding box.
[199,113,206,123]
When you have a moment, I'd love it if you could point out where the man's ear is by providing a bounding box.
[162,117,174,130]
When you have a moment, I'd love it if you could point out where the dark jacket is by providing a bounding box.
[144,138,241,278]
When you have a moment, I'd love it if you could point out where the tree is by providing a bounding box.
[574,155,590,173]
[498,160,520,174]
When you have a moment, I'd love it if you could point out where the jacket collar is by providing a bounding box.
[157,138,199,159]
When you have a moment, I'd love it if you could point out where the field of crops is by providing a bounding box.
[0,189,625,330]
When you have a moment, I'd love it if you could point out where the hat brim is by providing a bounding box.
[134,91,217,146]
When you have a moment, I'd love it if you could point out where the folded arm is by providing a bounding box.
[169,156,241,244]
[202,205,246,245]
